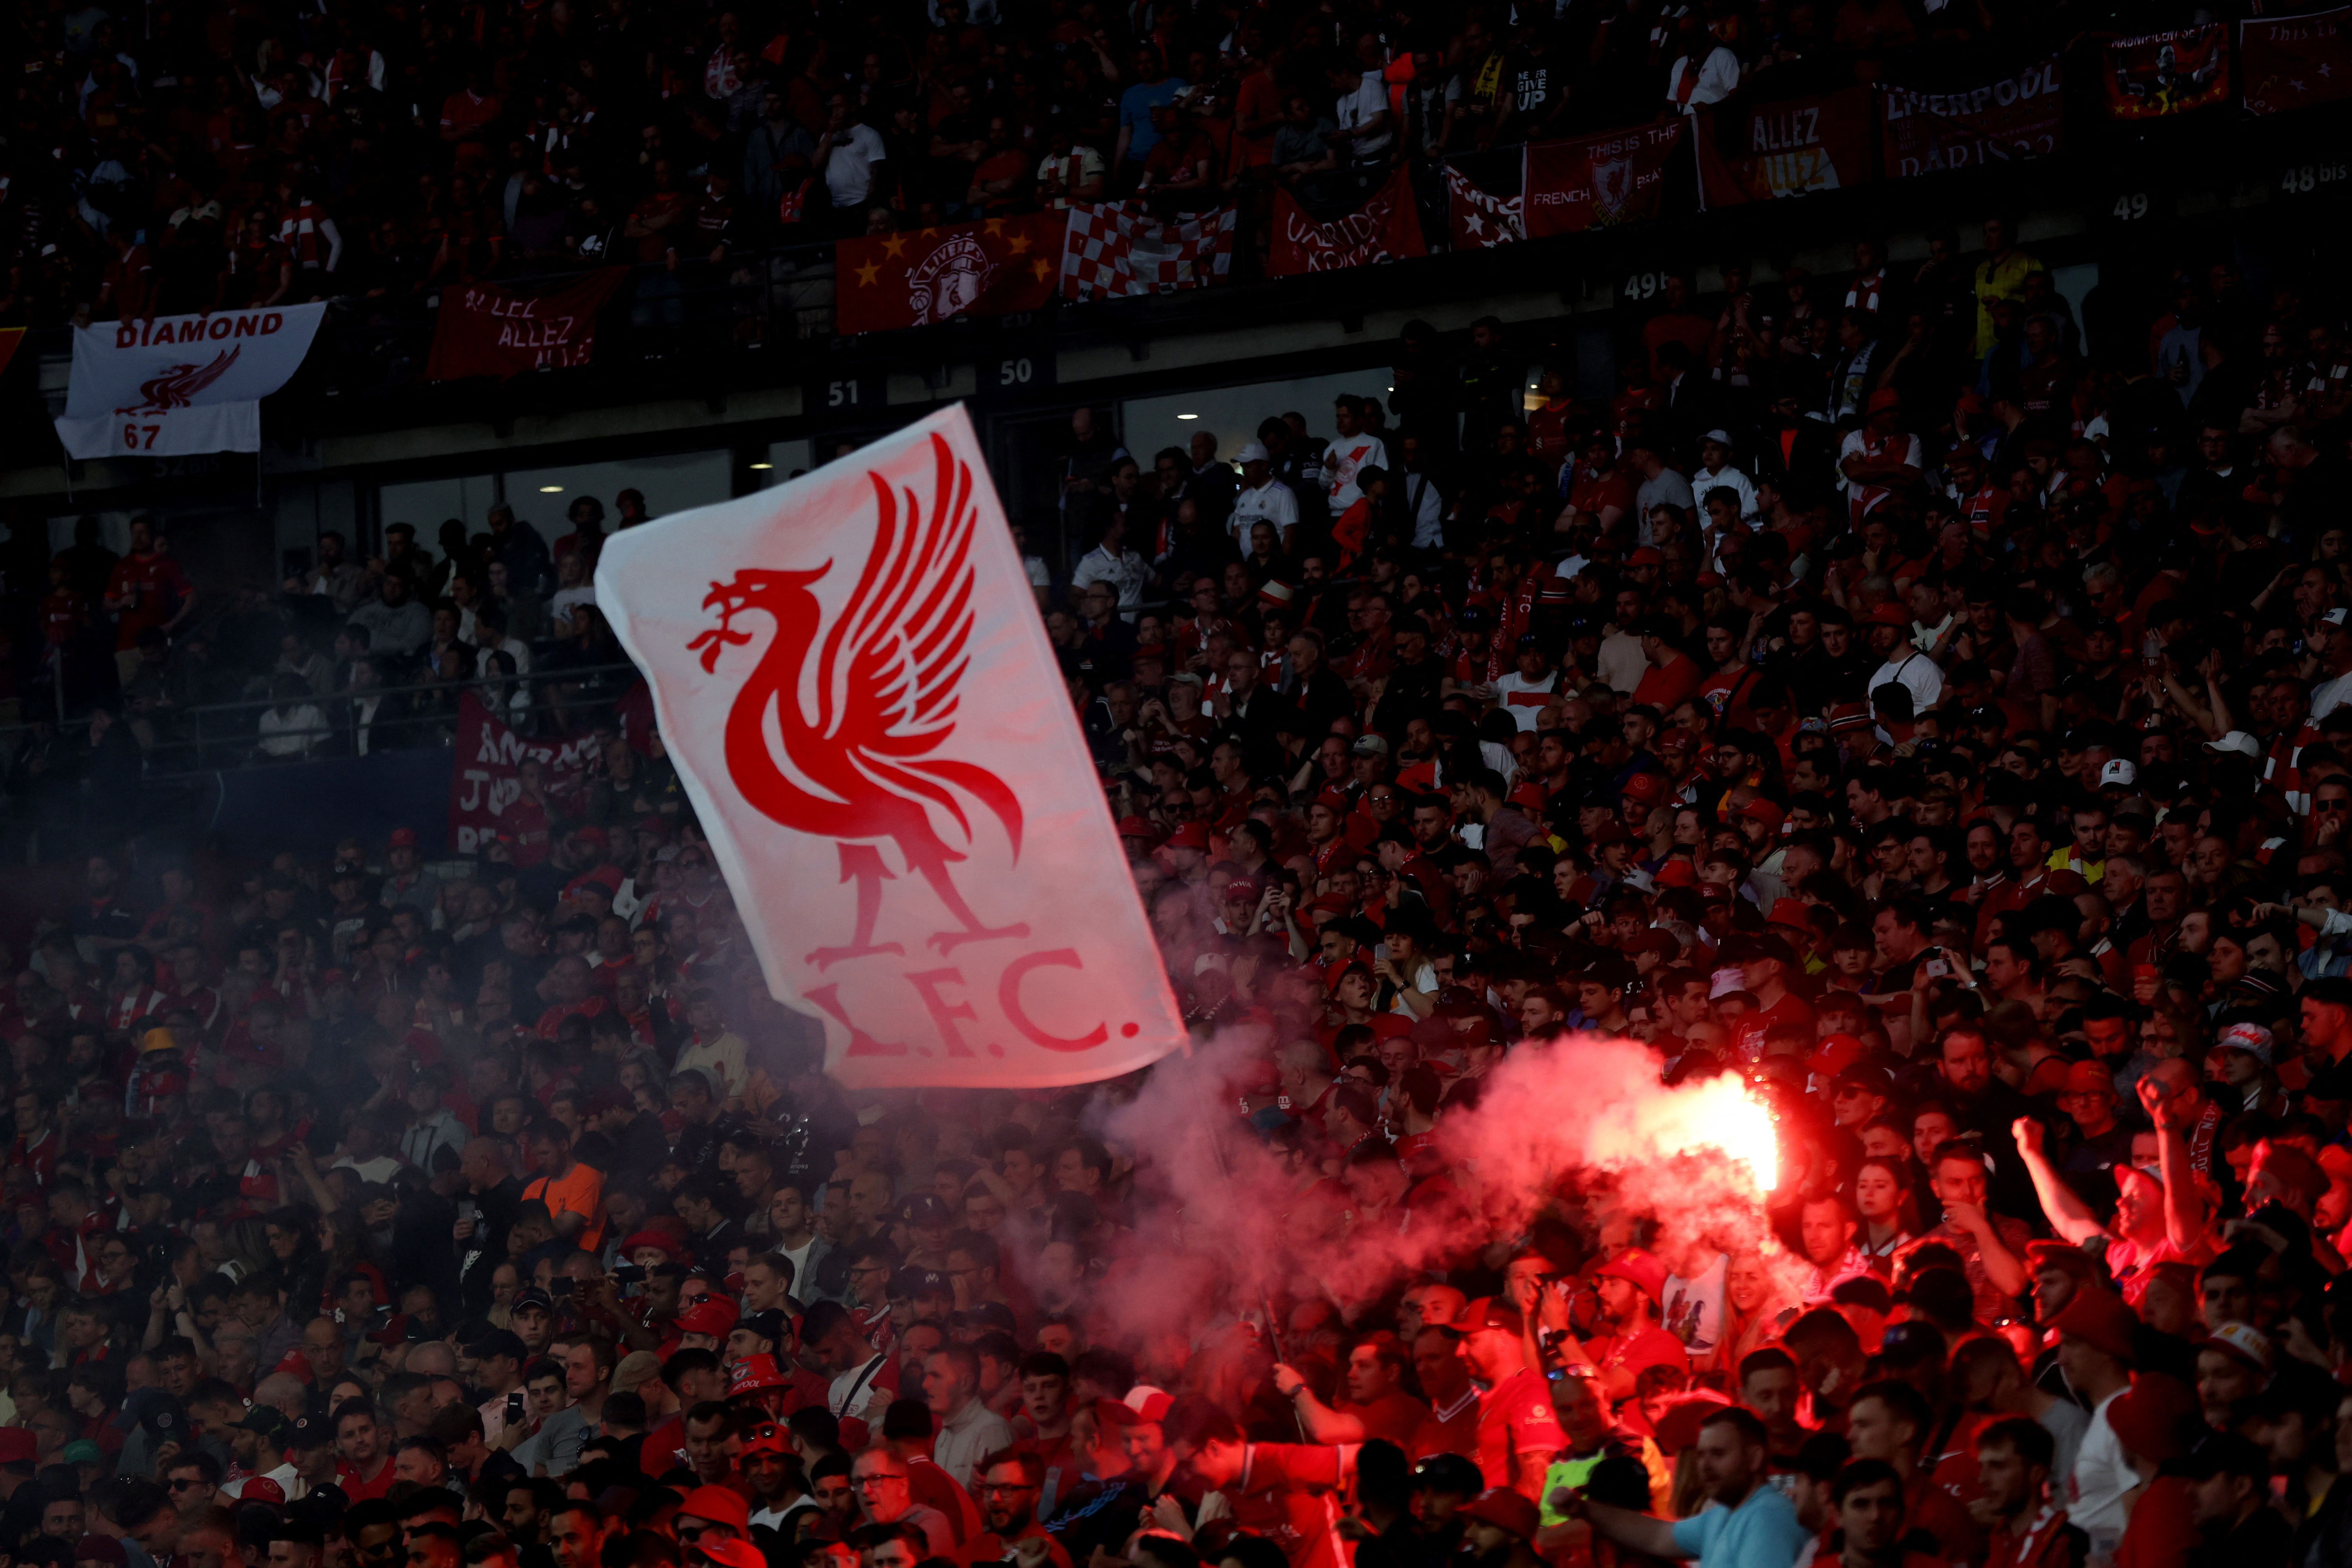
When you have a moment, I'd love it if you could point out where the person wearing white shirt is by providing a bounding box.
[1693,431,1760,521]
[814,95,889,210]
[1666,45,1740,113]
[1070,514,1152,615]
[1863,608,1943,713]
[1325,397,1389,511]
[1333,67,1393,159]
[1396,449,1446,548]
[1229,442,1300,545]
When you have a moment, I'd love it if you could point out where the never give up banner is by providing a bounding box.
[595,405,1185,1088]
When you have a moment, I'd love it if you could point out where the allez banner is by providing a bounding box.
[1269,169,1428,276]
[1881,58,2064,177]
[594,405,1185,1088]
[1523,121,1684,237]
[2241,9,2352,115]
[1060,203,1237,299]
[835,212,1064,335]
[1444,165,1522,248]
[55,303,327,459]
[425,269,627,380]
[448,691,595,862]
[1697,87,1873,207]
[2105,25,2230,118]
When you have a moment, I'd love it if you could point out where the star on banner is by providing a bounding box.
[1007,232,1031,252]
[1031,258,1051,280]
[855,260,881,286]
[883,234,908,257]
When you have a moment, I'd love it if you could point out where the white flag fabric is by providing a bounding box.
[596,405,1186,1089]
[55,303,328,459]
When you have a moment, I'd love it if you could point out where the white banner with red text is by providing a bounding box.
[594,404,1185,1089]
[55,303,328,459]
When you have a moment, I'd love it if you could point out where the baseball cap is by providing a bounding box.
[1700,429,1734,447]
[736,1308,788,1346]
[2098,759,2138,788]
[1351,734,1390,757]
[677,1486,750,1533]
[1235,442,1269,464]
[2060,1061,2114,1095]
[674,1298,741,1337]
[286,1414,333,1451]
[2049,1289,2138,1362]
[728,1355,789,1396]
[1456,1489,1540,1543]
[690,1543,767,1568]
[1163,821,1211,851]
[2199,1321,2273,1376]
[893,1267,952,1301]
[236,1406,292,1440]
[240,1477,288,1506]
[2105,1372,2198,1463]
[2206,731,2261,759]
[1457,1297,1524,1337]
[1597,1248,1667,1302]
[388,827,420,848]
[2216,1022,2274,1063]
[511,1288,555,1316]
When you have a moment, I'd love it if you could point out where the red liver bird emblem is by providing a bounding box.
[689,434,1028,970]
[115,345,242,415]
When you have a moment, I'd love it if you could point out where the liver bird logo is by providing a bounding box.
[689,434,1028,970]
[115,345,242,415]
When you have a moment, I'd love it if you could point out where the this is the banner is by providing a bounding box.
[0,327,23,380]
[448,691,595,862]
[835,213,1064,335]
[1060,203,1238,300]
[1697,88,1873,207]
[2242,9,2352,114]
[593,405,1185,1089]
[1881,59,2063,177]
[1445,165,1522,248]
[55,303,326,459]
[425,269,627,380]
[2105,25,2230,118]
[1269,169,1427,276]
[1523,122,1684,237]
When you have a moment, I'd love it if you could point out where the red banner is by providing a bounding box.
[1269,170,1427,276]
[2104,25,2230,118]
[1522,122,1684,237]
[1445,165,1521,248]
[449,692,595,862]
[0,327,22,381]
[835,214,1063,335]
[425,270,626,381]
[1881,60,2063,177]
[2242,10,2352,115]
[1697,88,1873,207]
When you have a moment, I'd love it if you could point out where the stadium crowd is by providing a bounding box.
[12,187,2352,1568]
[0,0,2090,327]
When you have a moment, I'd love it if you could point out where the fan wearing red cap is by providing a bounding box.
[2049,1290,2141,1538]
[1544,1250,1691,1406]
[1445,1297,1562,1499]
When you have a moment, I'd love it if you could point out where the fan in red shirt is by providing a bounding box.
[103,519,195,676]
[1540,1250,1691,1409]
[1725,933,1814,1063]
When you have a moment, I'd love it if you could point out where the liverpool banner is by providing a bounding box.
[448,692,595,862]
[1523,122,1684,237]
[1697,88,1873,207]
[1881,59,2063,177]
[1444,165,1521,248]
[55,303,327,459]
[835,213,1063,335]
[425,269,627,380]
[2242,9,2352,115]
[1060,204,1237,300]
[1269,169,1428,276]
[2105,25,2230,118]
[594,406,1186,1088]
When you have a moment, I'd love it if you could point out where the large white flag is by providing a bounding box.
[596,405,1185,1089]
[56,303,328,459]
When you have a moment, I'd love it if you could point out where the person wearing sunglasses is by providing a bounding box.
[675,1485,751,1546]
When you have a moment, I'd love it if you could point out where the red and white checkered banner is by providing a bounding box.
[1445,165,1522,249]
[1060,203,1237,301]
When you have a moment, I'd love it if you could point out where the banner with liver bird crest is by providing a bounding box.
[595,405,1186,1088]
[56,303,328,460]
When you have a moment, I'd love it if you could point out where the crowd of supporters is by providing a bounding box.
[0,0,2116,329]
[13,107,2352,1568]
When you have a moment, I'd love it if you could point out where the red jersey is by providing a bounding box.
[105,550,192,649]
[1473,1368,1562,1495]
[1229,1443,1355,1568]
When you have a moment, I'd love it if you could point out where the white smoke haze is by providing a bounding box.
[1072,1029,1795,1349]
